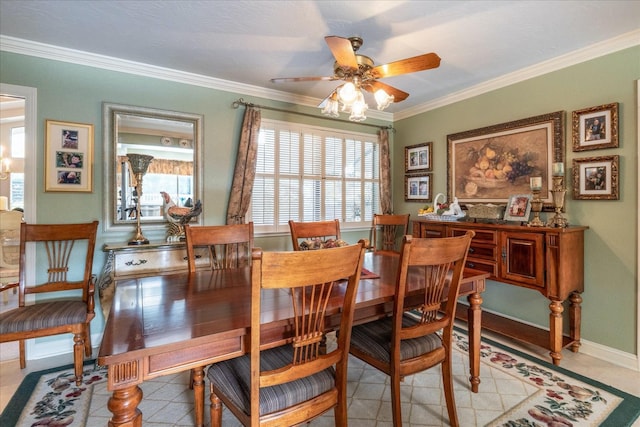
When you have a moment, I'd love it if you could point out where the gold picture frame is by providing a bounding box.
[45,120,94,192]
[572,155,619,200]
[447,111,564,211]
[405,173,432,202]
[405,142,432,172]
[572,102,619,151]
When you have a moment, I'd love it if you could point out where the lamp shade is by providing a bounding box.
[127,154,154,175]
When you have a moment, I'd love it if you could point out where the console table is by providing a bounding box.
[97,242,211,319]
[412,218,588,365]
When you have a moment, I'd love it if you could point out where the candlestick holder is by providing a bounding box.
[127,154,154,245]
[528,188,544,227]
[547,175,569,228]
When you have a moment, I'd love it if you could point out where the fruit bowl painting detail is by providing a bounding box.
[462,144,537,196]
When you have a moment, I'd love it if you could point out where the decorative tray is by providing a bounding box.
[417,212,466,222]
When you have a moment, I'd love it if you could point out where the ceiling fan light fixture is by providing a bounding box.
[349,91,368,122]
[321,93,340,118]
[337,82,358,106]
[374,89,394,111]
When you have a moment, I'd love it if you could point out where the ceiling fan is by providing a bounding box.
[270,36,441,121]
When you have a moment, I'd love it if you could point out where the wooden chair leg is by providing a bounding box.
[390,370,403,427]
[333,394,348,427]
[84,324,92,357]
[441,358,459,427]
[210,386,223,427]
[19,340,25,369]
[73,332,84,385]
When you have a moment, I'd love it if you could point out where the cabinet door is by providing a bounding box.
[412,222,445,238]
[499,231,545,288]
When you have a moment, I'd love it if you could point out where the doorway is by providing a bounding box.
[0,83,36,362]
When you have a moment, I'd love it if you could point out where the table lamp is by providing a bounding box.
[127,154,154,245]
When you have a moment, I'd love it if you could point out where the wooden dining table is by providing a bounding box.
[98,251,488,427]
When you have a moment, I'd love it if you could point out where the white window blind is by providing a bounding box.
[251,119,380,233]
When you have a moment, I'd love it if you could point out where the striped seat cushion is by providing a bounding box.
[350,314,442,363]
[207,344,335,416]
[0,301,88,334]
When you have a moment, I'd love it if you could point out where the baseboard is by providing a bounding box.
[26,331,104,361]
[458,303,640,372]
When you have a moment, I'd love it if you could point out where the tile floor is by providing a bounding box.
[2,328,640,427]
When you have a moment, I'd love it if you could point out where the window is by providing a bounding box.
[251,119,380,233]
[9,126,25,210]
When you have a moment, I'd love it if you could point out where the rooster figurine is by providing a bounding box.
[160,191,202,242]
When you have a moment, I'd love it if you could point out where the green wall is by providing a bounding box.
[0,50,390,334]
[394,46,639,354]
[0,45,637,355]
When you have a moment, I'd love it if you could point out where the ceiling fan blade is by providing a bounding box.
[364,81,410,102]
[325,36,358,69]
[372,52,441,79]
[270,76,336,83]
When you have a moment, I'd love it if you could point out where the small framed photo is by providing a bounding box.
[405,142,432,172]
[572,103,618,151]
[572,155,619,200]
[405,173,432,202]
[503,194,532,222]
[45,120,94,192]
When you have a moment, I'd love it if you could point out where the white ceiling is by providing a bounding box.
[1,1,639,120]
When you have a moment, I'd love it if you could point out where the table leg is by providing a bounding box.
[549,299,564,365]
[569,292,582,352]
[467,292,482,393]
[107,385,143,427]
[192,366,206,427]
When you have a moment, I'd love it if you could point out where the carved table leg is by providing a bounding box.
[549,299,564,365]
[569,292,582,353]
[107,385,143,427]
[467,292,483,393]
[192,366,206,427]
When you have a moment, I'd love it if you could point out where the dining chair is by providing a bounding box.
[207,240,366,427]
[371,213,410,254]
[349,231,474,427]
[184,222,254,426]
[0,220,99,385]
[184,222,254,273]
[288,219,344,250]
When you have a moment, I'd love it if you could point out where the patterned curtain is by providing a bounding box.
[118,157,193,187]
[378,128,391,214]
[377,128,395,248]
[226,107,261,225]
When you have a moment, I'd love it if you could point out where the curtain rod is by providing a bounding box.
[232,98,393,131]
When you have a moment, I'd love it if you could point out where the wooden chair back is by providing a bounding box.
[0,221,99,385]
[349,231,474,427]
[288,219,341,250]
[184,223,254,273]
[209,241,366,427]
[371,213,410,254]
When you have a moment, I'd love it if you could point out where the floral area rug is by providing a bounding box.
[451,330,640,427]
[2,332,639,427]
[0,360,106,427]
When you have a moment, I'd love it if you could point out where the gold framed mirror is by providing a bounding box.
[102,103,203,233]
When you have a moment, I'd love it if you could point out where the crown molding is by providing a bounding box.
[2,31,637,123]
[394,29,640,121]
[0,35,391,122]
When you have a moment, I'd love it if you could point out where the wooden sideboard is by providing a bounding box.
[413,218,588,365]
[97,242,211,319]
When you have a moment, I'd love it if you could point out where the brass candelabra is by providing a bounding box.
[528,188,545,227]
[127,154,154,245]
[547,175,569,228]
